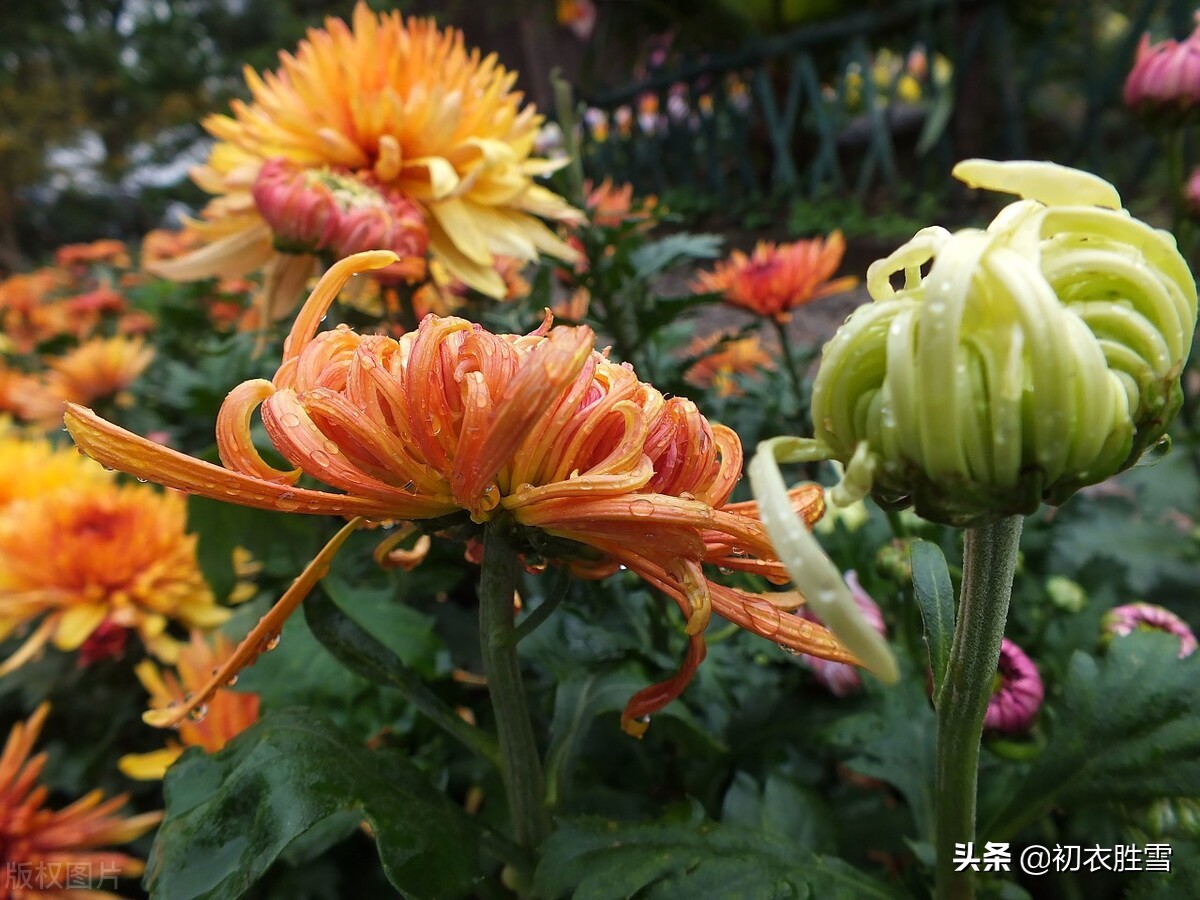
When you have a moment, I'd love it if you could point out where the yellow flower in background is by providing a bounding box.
[0,481,227,675]
[67,252,867,736]
[152,2,580,322]
[119,631,261,780]
[0,704,162,898]
[0,420,113,511]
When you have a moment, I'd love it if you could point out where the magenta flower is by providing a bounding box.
[1124,25,1200,122]
[1105,602,1197,659]
[798,571,887,697]
[984,639,1043,735]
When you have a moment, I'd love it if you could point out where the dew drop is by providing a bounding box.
[275,492,301,511]
[323,440,340,455]
[778,643,804,657]
[630,498,655,517]
[679,491,696,501]
[226,673,239,687]
[311,449,331,467]
[136,476,149,483]
[281,412,302,428]
[261,633,281,653]
[189,704,208,723]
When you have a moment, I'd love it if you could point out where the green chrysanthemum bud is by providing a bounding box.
[800,159,1198,527]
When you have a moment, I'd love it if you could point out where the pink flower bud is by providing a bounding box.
[1124,27,1200,123]
[984,639,1043,734]
[1105,602,1197,658]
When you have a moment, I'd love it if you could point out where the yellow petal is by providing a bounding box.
[118,747,182,781]
[952,159,1122,210]
[52,604,108,651]
[146,221,275,281]
[429,198,493,265]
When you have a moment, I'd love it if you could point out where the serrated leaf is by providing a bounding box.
[145,708,483,900]
[824,674,936,841]
[986,632,1200,841]
[1050,505,1200,593]
[910,541,955,702]
[629,233,723,278]
[720,771,836,851]
[534,812,907,900]
[322,574,447,680]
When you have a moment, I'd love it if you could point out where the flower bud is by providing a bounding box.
[1103,601,1197,658]
[1124,25,1200,125]
[984,638,1043,734]
[801,160,1197,527]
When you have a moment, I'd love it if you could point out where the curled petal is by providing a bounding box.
[216,379,301,483]
[749,438,899,684]
[620,633,706,738]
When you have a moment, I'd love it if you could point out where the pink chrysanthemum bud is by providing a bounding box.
[252,159,428,282]
[798,571,887,697]
[1104,602,1197,658]
[984,639,1043,734]
[1123,26,1200,123]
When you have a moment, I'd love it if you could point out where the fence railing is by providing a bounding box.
[573,0,1194,206]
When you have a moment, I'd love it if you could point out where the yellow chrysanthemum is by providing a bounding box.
[0,704,162,899]
[119,631,261,780]
[0,482,227,675]
[152,2,580,320]
[0,421,113,511]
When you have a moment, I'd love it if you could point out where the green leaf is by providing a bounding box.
[720,771,837,852]
[629,233,723,278]
[303,589,501,767]
[910,540,955,703]
[322,574,448,680]
[145,708,483,900]
[986,632,1200,841]
[824,674,936,841]
[534,810,907,900]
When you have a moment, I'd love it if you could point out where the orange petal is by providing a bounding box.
[65,404,398,518]
[216,379,302,483]
[143,517,362,729]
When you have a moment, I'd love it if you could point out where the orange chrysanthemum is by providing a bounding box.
[18,337,154,430]
[583,178,656,229]
[684,333,774,397]
[151,2,580,323]
[119,631,261,780]
[0,481,228,675]
[0,704,162,899]
[692,232,857,322]
[67,252,860,735]
[54,240,132,271]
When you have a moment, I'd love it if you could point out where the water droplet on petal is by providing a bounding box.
[311,450,331,467]
[630,498,655,517]
[281,412,302,428]
[778,643,804,657]
[261,633,281,653]
[275,491,301,511]
[189,704,208,723]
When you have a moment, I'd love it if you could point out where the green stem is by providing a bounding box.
[480,523,549,854]
[934,515,1023,900]
[1167,129,1189,250]
[772,317,807,412]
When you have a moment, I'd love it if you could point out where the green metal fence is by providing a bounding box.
[574,0,1194,205]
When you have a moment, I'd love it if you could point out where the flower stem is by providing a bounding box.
[480,522,549,853]
[771,317,810,423]
[934,515,1023,900]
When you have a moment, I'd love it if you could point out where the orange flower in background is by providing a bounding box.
[55,240,131,272]
[119,631,261,780]
[0,480,228,675]
[582,178,656,228]
[412,255,532,317]
[0,704,161,898]
[18,337,154,430]
[139,229,204,269]
[66,251,859,736]
[684,332,774,397]
[692,232,857,322]
[151,2,580,324]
